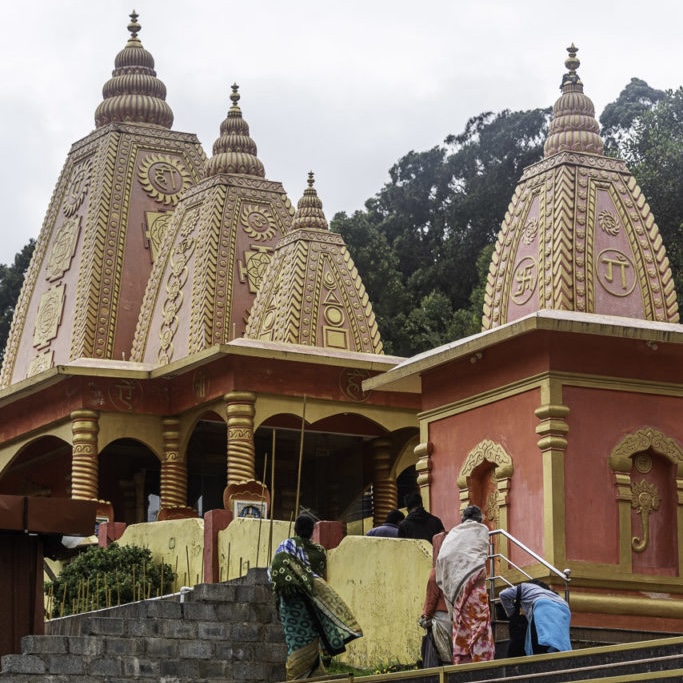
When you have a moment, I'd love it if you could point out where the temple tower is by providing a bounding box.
[131,84,295,364]
[245,172,383,353]
[482,45,678,329]
[0,12,207,387]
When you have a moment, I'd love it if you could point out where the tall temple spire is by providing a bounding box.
[291,172,329,231]
[244,173,384,353]
[94,10,174,129]
[205,83,265,177]
[544,44,604,156]
[482,44,678,329]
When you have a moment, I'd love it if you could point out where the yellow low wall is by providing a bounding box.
[118,518,205,590]
[117,518,434,669]
[328,536,433,669]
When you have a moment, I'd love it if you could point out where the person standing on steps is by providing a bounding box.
[397,492,445,544]
[269,513,363,680]
[436,505,495,664]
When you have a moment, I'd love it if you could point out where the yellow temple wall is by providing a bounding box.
[116,518,432,669]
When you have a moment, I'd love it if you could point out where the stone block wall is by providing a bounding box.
[0,568,285,683]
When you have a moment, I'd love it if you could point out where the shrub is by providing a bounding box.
[45,543,175,617]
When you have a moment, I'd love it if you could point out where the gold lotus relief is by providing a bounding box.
[240,203,276,241]
[63,160,92,217]
[46,215,82,281]
[138,154,191,206]
[33,283,66,349]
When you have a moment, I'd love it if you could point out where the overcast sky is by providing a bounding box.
[1,0,682,265]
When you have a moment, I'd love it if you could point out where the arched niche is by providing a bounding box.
[99,438,161,524]
[456,439,514,570]
[609,427,683,574]
[457,439,514,555]
[0,435,72,498]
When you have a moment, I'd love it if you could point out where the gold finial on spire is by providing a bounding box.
[127,10,140,40]
[94,10,174,128]
[292,171,328,231]
[230,83,240,110]
[544,42,602,156]
[561,43,583,89]
[205,83,265,177]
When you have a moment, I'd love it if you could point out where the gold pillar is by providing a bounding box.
[161,416,186,509]
[415,440,433,509]
[71,409,99,500]
[371,437,396,526]
[225,391,256,486]
[535,401,570,569]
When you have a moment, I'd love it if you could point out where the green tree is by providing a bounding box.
[332,107,550,356]
[0,240,35,365]
[600,78,665,156]
[622,87,683,294]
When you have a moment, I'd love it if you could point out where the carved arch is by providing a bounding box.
[457,439,514,488]
[457,439,513,529]
[608,427,683,572]
[609,427,683,476]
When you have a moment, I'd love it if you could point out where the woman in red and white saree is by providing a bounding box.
[435,505,495,664]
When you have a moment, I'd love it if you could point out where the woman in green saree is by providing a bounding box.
[270,514,363,680]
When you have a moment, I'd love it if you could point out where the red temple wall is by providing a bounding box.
[563,384,681,569]
[428,388,544,565]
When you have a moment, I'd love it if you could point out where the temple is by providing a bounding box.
[0,13,418,531]
[1,14,682,636]
[367,45,683,632]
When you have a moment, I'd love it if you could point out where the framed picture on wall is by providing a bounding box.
[233,500,267,519]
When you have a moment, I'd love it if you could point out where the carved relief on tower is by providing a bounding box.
[239,246,274,293]
[322,267,349,350]
[62,159,92,217]
[591,184,644,317]
[33,283,66,349]
[46,216,82,281]
[504,191,542,321]
[157,207,200,364]
[239,203,277,242]
[138,154,191,206]
[27,350,54,378]
[236,202,278,293]
[144,211,172,262]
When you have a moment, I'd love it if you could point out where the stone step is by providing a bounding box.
[398,637,683,683]
[2,648,284,679]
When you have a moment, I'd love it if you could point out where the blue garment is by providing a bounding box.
[366,522,400,537]
[524,598,572,654]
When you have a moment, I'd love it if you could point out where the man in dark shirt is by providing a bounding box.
[397,492,445,543]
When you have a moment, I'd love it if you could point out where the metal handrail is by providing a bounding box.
[487,528,571,607]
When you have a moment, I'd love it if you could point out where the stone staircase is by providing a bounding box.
[344,636,683,683]
[0,568,285,683]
